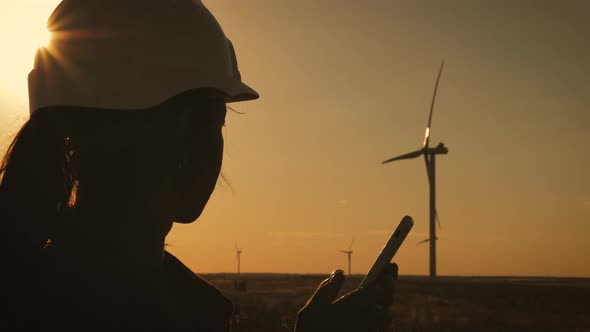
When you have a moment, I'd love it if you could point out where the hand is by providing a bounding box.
[295,263,398,332]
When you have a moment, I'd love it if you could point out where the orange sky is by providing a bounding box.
[1,0,588,277]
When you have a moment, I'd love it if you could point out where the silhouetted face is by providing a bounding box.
[171,97,227,223]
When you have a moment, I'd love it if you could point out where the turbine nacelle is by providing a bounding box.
[425,142,448,155]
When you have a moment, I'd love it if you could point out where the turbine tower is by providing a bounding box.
[339,239,354,276]
[382,61,448,279]
[235,243,243,275]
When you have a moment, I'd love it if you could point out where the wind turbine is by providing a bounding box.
[233,243,248,292]
[382,61,448,279]
[339,239,354,276]
[235,243,243,275]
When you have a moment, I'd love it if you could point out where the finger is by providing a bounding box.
[306,269,345,309]
[333,286,379,313]
[377,262,398,280]
[375,263,399,307]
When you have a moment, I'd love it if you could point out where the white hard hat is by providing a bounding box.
[28,0,259,114]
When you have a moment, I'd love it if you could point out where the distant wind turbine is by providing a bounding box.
[382,61,448,279]
[339,239,354,276]
[235,243,243,275]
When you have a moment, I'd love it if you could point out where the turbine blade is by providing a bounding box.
[424,60,445,148]
[416,238,430,245]
[435,210,441,229]
[349,238,354,250]
[382,148,425,164]
[423,127,430,148]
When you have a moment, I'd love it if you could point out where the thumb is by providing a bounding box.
[306,269,345,309]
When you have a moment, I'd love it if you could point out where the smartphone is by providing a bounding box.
[358,215,414,288]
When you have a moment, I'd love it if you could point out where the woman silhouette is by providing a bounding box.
[0,1,398,331]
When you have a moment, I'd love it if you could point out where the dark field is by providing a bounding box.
[203,273,590,332]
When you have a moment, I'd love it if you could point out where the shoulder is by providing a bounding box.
[163,251,233,324]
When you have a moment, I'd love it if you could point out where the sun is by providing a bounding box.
[21,20,53,58]
[0,22,52,100]
[0,1,60,103]
[35,24,52,49]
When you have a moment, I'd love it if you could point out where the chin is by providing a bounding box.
[172,183,217,224]
[173,204,205,224]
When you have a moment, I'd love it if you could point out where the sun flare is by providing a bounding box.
[37,25,52,49]
[0,1,60,102]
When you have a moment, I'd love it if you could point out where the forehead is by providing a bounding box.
[163,101,226,134]
[163,89,227,118]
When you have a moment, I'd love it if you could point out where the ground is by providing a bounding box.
[202,273,590,332]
